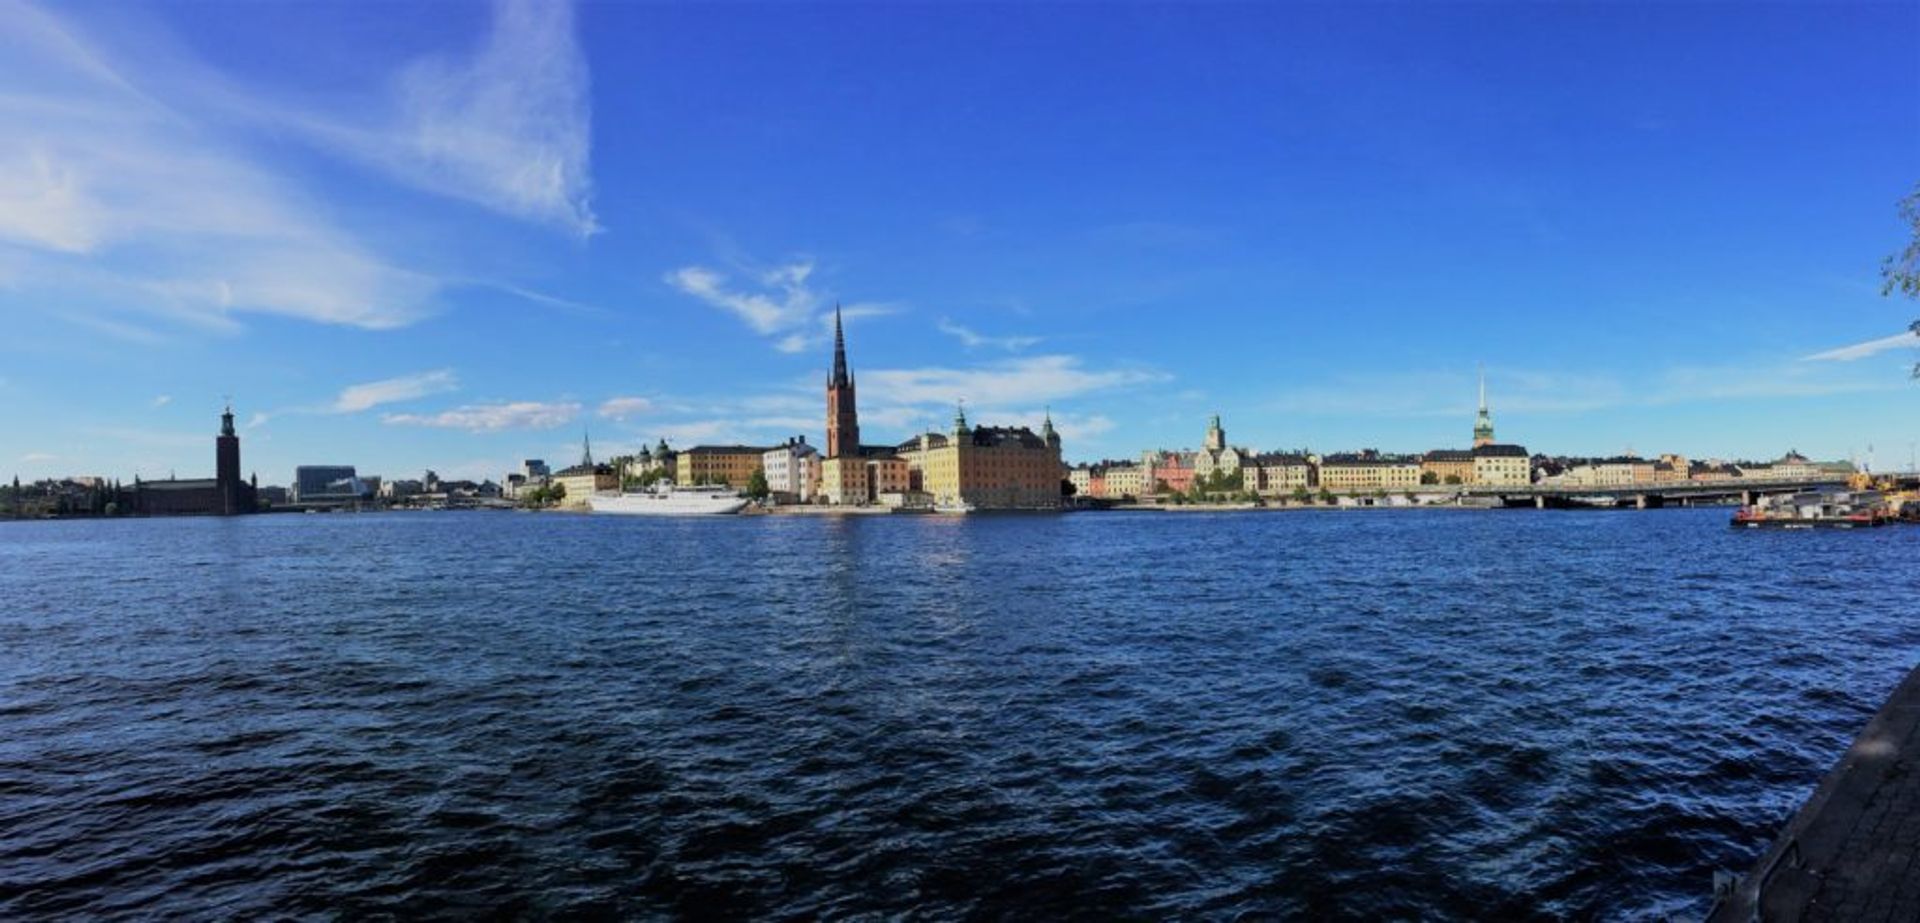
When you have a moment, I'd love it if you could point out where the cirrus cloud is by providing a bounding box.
[597,396,654,420]
[332,369,459,413]
[383,400,580,432]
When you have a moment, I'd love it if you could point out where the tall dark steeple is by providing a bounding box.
[825,303,860,458]
[829,303,851,388]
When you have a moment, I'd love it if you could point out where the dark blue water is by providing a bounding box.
[2,509,1916,919]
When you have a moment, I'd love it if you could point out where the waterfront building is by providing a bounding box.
[1102,462,1146,500]
[867,454,913,502]
[291,464,364,503]
[630,439,677,478]
[762,438,820,503]
[551,464,615,506]
[523,459,550,480]
[1244,453,1314,496]
[675,445,772,489]
[1559,457,1655,488]
[1421,449,1476,485]
[1470,443,1531,486]
[1318,451,1422,492]
[1067,464,1095,497]
[893,407,1064,510]
[119,406,260,516]
[1144,450,1196,495]
[1770,450,1822,480]
[1690,462,1740,482]
[380,478,424,500]
[1655,454,1691,482]
[551,433,616,507]
[1473,366,1497,448]
[1193,414,1248,479]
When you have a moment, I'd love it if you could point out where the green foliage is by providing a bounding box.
[1290,486,1311,503]
[1884,184,1920,299]
[1420,471,1439,485]
[1444,474,1464,485]
[1317,488,1335,504]
[746,467,771,500]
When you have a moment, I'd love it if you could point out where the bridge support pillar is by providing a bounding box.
[1635,494,1648,510]
[1741,490,1752,506]
[1535,495,1546,510]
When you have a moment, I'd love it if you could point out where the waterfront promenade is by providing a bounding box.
[1711,665,1920,921]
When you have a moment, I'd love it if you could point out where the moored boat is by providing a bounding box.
[587,483,749,516]
[1730,489,1891,529]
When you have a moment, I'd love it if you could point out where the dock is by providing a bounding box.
[1710,665,1920,921]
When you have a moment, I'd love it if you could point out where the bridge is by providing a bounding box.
[1456,473,1917,509]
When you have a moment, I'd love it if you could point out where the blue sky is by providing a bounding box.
[2,0,1917,484]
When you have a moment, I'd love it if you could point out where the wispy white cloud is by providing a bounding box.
[864,355,1166,408]
[19,451,58,462]
[666,258,896,351]
[597,396,654,420]
[476,280,604,316]
[1802,330,1919,362]
[0,0,599,339]
[150,394,171,408]
[936,317,1040,351]
[0,0,440,331]
[666,261,821,335]
[383,400,580,432]
[286,0,598,236]
[332,369,459,413]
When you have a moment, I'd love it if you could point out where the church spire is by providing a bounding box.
[581,430,594,468]
[829,303,850,388]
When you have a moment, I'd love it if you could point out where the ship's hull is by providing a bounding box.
[587,493,748,516]
[1731,516,1885,529]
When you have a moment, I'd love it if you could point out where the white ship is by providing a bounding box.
[587,484,750,516]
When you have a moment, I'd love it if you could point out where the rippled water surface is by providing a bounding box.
[3,509,1917,919]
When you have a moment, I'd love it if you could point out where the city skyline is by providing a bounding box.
[3,1,1918,483]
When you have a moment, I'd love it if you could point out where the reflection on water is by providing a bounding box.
[1,509,1915,919]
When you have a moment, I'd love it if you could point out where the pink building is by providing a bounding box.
[1148,452,1196,495]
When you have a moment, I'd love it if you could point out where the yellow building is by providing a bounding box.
[1102,463,1146,500]
[1245,453,1313,496]
[675,445,770,488]
[820,455,870,505]
[1470,444,1530,487]
[895,409,1064,511]
[551,464,617,508]
[1317,452,1422,492]
[1420,450,1476,486]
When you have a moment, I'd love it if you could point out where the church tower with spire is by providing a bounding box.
[1473,366,1496,448]
[825,304,860,458]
